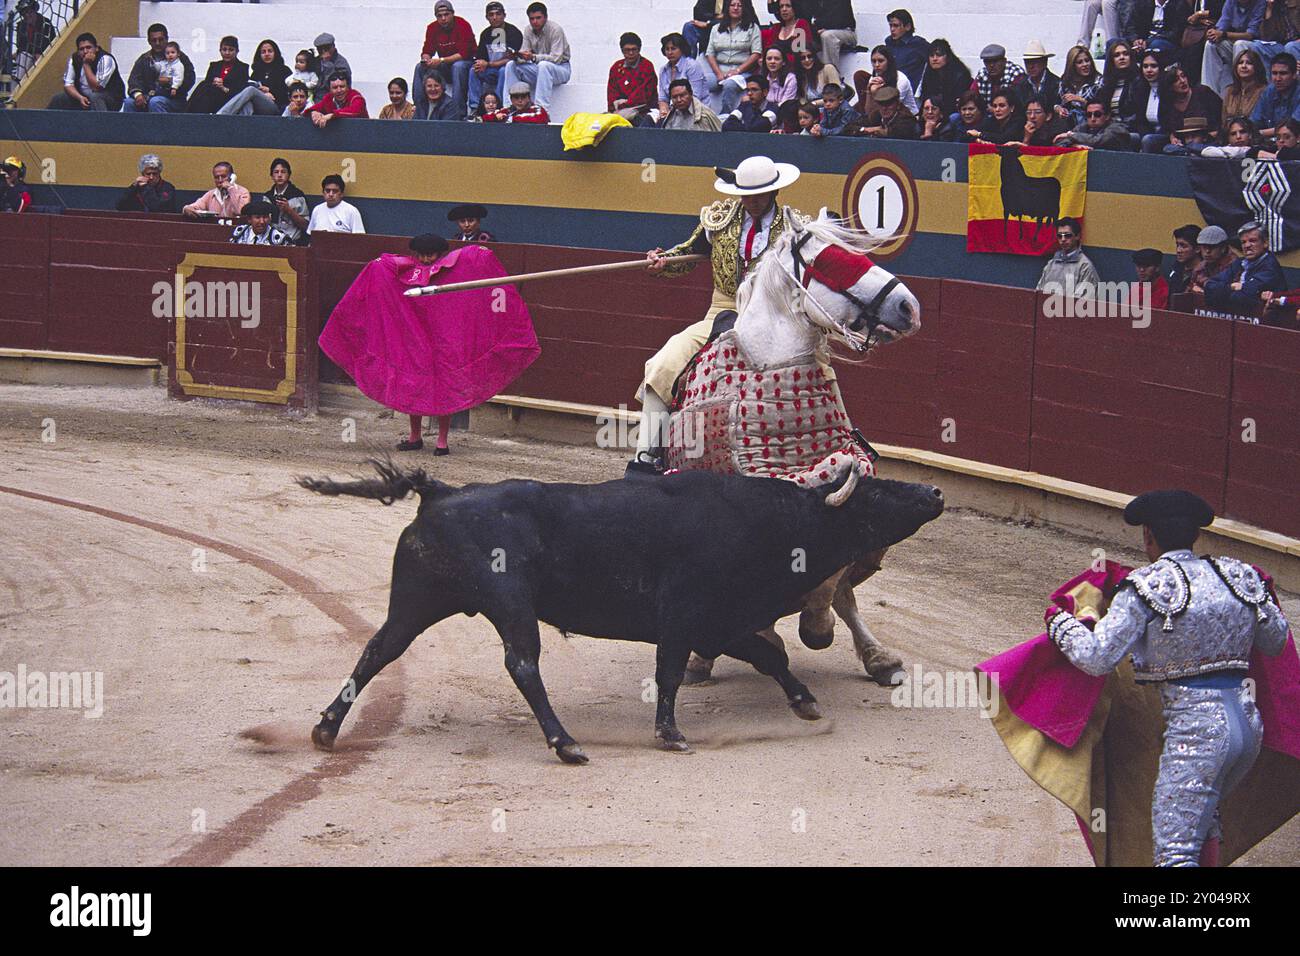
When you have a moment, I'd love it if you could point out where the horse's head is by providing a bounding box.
[782,209,921,352]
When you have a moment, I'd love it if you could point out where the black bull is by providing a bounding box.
[298,461,944,763]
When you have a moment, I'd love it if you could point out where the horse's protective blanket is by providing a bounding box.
[664,329,875,488]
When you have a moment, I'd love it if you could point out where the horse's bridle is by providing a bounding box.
[788,231,900,349]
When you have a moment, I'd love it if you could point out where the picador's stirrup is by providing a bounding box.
[624,450,666,479]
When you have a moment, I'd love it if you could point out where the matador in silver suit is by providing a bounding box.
[1045,490,1291,867]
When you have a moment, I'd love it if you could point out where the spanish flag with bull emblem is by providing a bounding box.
[967,144,1089,256]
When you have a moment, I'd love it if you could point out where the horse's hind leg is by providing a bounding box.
[832,550,904,686]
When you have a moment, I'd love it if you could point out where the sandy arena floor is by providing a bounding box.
[0,383,1296,866]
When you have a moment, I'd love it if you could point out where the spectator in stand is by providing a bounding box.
[472,90,503,119]
[230,200,290,246]
[864,46,918,114]
[812,0,857,72]
[1131,50,1171,150]
[183,162,250,219]
[449,203,494,241]
[308,175,366,235]
[659,32,710,115]
[769,99,803,133]
[283,82,311,116]
[1132,0,1192,57]
[793,101,820,133]
[1168,224,1202,293]
[918,95,954,139]
[1223,47,1268,120]
[793,49,839,104]
[975,44,1027,104]
[1163,113,1216,151]
[684,0,726,59]
[1060,44,1102,125]
[704,0,762,113]
[974,88,1025,143]
[721,74,777,131]
[306,71,370,126]
[264,158,310,245]
[1202,0,1267,93]
[1202,114,1265,152]
[660,77,723,130]
[218,39,291,115]
[810,82,852,136]
[123,23,195,113]
[1037,217,1103,295]
[502,2,571,111]
[1013,41,1063,113]
[0,157,31,213]
[1098,39,1139,122]
[11,0,55,83]
[315,34,352,91]
[1130,248,1170,310]
[760,46,798,109]
[883,9,928,89]
[1022,94,1072,144]
[1263,114,1300,153]
[608,32,658,125]
[761,1,813,67]
[1251,0,1300,65]
[48,33,123,111]
[1055,96,1135,148]
[954,89,988,138]
[1250,51,1300,136]
[289,49,320,101]
[1079,0,1127,49]
[482,80,550,122]
[186,36,248,114]
[1161,62,1223,136]
[470,3,523,114]
[917,38,974,117]
[116,154,178,213]
[1189,224,1236,292]
[414,73,460,119]
[380,78,416,119]
[855,85,920,138]
[415,1,476,117]
[1204,220,1285,311]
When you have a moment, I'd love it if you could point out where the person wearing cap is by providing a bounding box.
[481,80,550,121]
[183,162,251,220]
[1011,40,1063,114]
[10,0,55,83]
[501,2,571,112]
[305,71,370,125]
[230,200,290,246]
[1204,220,1285,312]
[115,154,178,214]
[448,203,494,241]
[1188,224,1237,292]
[882,9,928,89]
[854,84,919,138]
[1167,223,1202,295]
[469,3,524,114]
[314,33,352,91]
[634,156,808,472]
[1054,95,1134,149]
[1161,114,1215,153]
[48,32,124,111]
[414,1,477,118]
[1045,489,1289,866]
[974,43,1027,103]
[1128,247,1170,310]
[0,156,31,214]
[720,74,778,131]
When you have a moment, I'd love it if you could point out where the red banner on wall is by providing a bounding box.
[967,143,1088,256]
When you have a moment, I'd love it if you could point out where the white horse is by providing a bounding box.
[669,209,923,685]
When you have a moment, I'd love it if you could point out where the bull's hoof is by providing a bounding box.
[311,724,336,752]
[795,621,837,650]
[862,649,906,687]
[790,697,823,721]
[555,742,589,765]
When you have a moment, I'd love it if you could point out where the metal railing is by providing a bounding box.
[2,1,81,100]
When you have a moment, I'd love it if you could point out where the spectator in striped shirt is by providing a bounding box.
[230,201,291,246]
[48,33,124,111]
[608,32,658,125]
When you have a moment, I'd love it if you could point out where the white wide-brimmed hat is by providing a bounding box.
[713,156,800,196]
[1023,40,1055,59]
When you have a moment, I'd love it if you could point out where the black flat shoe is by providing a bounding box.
[433,446,450,456]
[396,438,423,451]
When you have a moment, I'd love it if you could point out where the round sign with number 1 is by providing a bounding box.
[841,154,919,261]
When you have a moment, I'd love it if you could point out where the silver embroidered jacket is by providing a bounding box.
[1047,550,1290,681]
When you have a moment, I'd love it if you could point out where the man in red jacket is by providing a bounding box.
[306,72,370,126]
[414,0,477,118]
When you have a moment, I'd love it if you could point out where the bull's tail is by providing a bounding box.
[296,457,451,506]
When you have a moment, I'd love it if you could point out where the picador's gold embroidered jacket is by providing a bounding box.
[658,198,808,297]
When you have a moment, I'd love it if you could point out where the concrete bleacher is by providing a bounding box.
[115,0,1092,122]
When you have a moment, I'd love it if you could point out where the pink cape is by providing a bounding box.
[319,246,540,416]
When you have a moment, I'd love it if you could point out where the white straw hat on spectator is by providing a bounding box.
[1023,40,1054,59]
[713,156,800,196]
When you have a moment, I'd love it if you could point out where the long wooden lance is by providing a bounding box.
[402,254,706,297]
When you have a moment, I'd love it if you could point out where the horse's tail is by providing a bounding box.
[296,457,450,506]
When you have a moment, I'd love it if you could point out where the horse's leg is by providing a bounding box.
[798,568,847,649]
[832,549,905,686]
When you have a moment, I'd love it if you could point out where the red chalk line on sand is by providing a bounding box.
[0,483,405,866]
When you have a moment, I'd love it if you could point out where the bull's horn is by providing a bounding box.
[824,466,859,507]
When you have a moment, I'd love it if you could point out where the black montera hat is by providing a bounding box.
[448,203,488,221]
[409,233,450,254]
[1123,490,1215,528]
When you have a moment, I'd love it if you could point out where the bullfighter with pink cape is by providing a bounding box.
[320,235,540,454]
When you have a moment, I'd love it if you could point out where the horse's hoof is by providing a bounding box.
[790,697,823,721]
[556,742,589,765]
[798,623,835,650]
[656,735,693,753]
[865,660,906,687]
[311,724,335,752]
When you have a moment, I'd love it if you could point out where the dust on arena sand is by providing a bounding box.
[1,383,1296,866]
